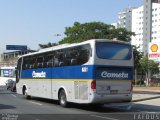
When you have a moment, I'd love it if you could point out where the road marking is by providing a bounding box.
[11,94,17,97]
[30,101,43,106]
[90,115,119,120]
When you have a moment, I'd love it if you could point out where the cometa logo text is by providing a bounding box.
[32,71,46,78]
[101,71,128,79]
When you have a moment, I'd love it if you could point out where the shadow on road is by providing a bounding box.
[0,86,16,94]
[0,104,16,109]
[27,97,128,113]
[131,103,160,112]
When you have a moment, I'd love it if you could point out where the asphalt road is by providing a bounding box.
[0,86,160,120]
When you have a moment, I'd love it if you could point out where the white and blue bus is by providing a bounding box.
[0,66,16,86]
[16,39,134,107]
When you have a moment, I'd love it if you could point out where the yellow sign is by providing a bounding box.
[151,44,158,52]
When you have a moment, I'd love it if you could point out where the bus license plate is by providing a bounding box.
[110,90,118,94]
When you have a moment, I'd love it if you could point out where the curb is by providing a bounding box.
[132,96,160,102]
[133,91,160,94]
[133,90,160,94]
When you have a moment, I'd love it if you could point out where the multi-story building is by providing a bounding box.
[0,50,36,67]
[117,7,135,32]
[143,0,160,54]
[117,0,160,54]
[131,6,144,51]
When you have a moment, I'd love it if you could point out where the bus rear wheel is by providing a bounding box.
[59,89,68,107]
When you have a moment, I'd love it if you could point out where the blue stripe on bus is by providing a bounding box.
[21,65,94,79]
[21,65,133,80]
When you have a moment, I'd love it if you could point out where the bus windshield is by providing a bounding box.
[96,42,132,60]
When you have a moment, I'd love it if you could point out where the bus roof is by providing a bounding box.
[19,39,131,58]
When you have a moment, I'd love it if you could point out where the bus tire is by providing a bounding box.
[59,89,68,107]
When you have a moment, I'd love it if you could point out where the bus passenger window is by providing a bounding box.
[77,49,89,65]
[53,57,59,67]
[36,56,44,68]
[29,57,36,69]
[44,54,53,68]
[71,58,77,65]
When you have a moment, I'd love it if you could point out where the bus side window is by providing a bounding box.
[22,57,29,70]
[53,56,59,67]
[36,56,44,68]
[29,56,36,69]
[44,54,53,68]
[71,58,77,65]
[64,50,72,66]
[53,51,60,67]
[76,46,90,65]
[58,53,64,67]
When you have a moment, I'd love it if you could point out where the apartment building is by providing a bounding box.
[117,7,135,32]
[117,0,160,54]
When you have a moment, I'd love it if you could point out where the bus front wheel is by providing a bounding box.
[59,89,68,107]
[22,86,31,99]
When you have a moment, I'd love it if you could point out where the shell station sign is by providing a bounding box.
[148,42,160,62]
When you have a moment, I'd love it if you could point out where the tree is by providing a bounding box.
[132,46,143,71]
[139,56,159,83]
[132,46,143,83]
[59,21,135,44]
[39,42,58,49]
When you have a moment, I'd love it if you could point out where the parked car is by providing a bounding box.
[11,82,16,92]
[6,79,16,92]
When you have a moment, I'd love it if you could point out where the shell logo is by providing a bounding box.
[151,44,158,52]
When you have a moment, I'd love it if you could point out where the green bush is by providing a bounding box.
[135,79,144,85]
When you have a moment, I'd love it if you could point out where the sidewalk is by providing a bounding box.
[133,88,160,94]
[132,87,160,102]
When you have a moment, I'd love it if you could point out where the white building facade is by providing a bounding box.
[131,6,144,51]
[151,3,160,43]
[116,1,160,55]
[117,7,134,32]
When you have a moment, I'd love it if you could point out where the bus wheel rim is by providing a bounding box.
[60,92,66,105]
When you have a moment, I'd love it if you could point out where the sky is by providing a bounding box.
[0,0,143,52]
